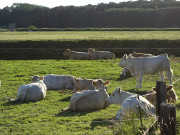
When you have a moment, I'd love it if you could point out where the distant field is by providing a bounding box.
[0,31,180,41]
[0,57,180,134]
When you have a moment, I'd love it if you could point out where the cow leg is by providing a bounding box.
[139,74,143,88]
[166,69,173,84]
[135,75,139,89]
[115,109,124,120]
[160,71,165,82]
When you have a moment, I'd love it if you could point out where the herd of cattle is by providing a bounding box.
[10,50,178,120]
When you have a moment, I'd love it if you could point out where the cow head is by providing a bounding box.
[106,87,121,105]
[119,54,128,67]
[93,80,110,89]
[63,49,71,56]
[31,75,44,83]
[87,48,95,55]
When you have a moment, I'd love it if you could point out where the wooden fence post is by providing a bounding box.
[160,103,176,135]
[156,81,166,121]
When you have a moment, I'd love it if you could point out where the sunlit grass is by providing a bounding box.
[0,57,179,134]
[0,31,180,41]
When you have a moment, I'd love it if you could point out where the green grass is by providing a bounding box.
[0,31,180,41]
[0,58,179,134]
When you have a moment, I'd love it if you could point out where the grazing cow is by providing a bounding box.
[32,74,74,90]
[106,87,154,120]
[121,52,153,77]
[63,49,91,60]
[73,77,110,92]
[121,68,133,77]
[11,77,47,102]
[119,54,173,88]
[146,85,178,105]
[68,81,110,111]
[87,48,115,59]
[131,51,153,57]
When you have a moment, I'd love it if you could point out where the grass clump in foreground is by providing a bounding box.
[0,57,179,134]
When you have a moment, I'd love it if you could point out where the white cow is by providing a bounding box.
[73,77,110,92]
[106,87,154,120]
[63,49,91,60]
[121,68,133,77]
[119,54,173,88]
[11,77,47,102]
[121,52,153,77]
[32,74,74,90]
[146,85,178,105]
[131,51,153,57]
[87,48,115,59]
[68,81,110,111]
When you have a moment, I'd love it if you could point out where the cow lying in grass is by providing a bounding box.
[67,81,110,111]
[87,48,115,59]
[11,77,47,102]
[63,49,91,60]
[106,87,154,120]
[32,74,74,90]
[146,85,178,106]
[73,77,110,92]
[131,51,153,57]
[119,54,173,88]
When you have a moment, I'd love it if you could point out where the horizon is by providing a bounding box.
[0,0,130,9]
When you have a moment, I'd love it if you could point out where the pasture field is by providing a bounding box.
[0,57,180,134]
[0,31,180,41]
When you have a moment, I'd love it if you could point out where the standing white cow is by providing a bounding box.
[68,81,110,111]
[32,74,74,90]
[106,87,154,120]
[119,54,173,88]
[11,77,47,102]
[121,51,153,77]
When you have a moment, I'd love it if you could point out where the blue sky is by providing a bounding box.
[0,0,129,9]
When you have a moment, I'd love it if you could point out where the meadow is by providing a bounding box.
[0,31,180,134]
[0,57,180,134]
[0,31,180,41]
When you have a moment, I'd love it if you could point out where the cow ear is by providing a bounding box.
[104,80,110,86]
[92,81,97,87]
[66,49,70,52]
[123,54,127,60]
[128,54,132,58]
[167,85,173,91]
[118,87,121,93]
[40,76,44,80]
[153,87,157,91]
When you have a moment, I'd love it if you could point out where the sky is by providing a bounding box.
[0,0,129,9]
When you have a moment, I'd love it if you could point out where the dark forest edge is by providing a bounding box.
[1,1,180,28]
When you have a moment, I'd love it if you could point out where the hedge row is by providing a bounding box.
[0,39,179,59]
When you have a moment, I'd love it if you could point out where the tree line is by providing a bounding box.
[0,1,180,28]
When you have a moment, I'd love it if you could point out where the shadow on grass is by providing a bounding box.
[117,74,133,81]
[90,118,114,130]
[59,96,71,102]
[1,100,30,106]
[56,109,95,117]
[127,89,148,95]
